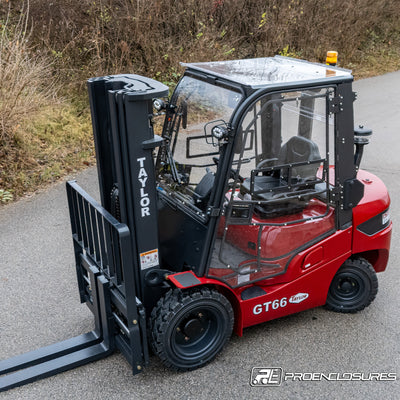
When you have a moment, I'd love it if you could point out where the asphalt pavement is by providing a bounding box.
[1,71,399,399]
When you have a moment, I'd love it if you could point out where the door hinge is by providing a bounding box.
[206,207,221,217]
[329,95,343,114]
[329,186,342,203]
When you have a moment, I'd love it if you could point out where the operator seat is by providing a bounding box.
[193,171,215,209]
[240,136,321,218]
[278,136,321,181]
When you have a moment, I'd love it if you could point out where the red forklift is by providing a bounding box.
[0,56,392,391]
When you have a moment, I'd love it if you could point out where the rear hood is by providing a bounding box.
[353,169,390,227]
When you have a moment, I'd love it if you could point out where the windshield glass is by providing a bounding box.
[156,75,242,216]
[171,76,241,164]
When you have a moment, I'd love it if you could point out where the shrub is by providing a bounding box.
[0,0,399,200]
[0,2,57,147]
[19,0,399,87]
[0,2,94,199]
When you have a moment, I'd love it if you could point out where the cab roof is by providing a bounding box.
[181,56,353,90]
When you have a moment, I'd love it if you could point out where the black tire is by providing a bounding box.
[325,257,378,313]
[150,287,234,371]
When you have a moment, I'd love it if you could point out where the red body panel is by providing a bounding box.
[167,169,391,335]
[238,253,349,329]
[211,195,336,285]
[168,228,352,335]
[354,169,390,225]
[168,244,349,335]
[352,169,392,272]
[223,199,335,260]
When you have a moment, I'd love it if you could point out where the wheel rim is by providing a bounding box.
[171,305,224,361]
[329,271,366,304]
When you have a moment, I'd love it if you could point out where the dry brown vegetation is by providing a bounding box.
[1,0,400,201]
[20,0,400,83]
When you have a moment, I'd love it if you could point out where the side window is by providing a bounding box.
[208,88,336,287]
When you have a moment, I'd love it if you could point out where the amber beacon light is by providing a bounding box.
[326,50,338,66]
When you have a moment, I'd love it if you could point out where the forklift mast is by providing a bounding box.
[87,75,169,304]
[0,75,169,391]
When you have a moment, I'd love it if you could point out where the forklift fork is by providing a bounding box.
[0,181,147,392]
[0,271,112,391]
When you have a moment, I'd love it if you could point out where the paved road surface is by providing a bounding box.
[1,71,399,399]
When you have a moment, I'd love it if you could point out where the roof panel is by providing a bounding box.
[181,56,352,88]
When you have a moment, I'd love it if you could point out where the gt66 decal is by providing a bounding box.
[253,293,309,315]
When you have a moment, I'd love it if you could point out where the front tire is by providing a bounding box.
[325,257,378,313]
[150,287,234,371]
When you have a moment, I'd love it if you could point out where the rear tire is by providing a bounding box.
[325,257,378,313]
[150,287,234,371]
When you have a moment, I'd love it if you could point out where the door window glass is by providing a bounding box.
[208,88,336,287]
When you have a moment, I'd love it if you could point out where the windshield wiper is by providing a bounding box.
[158,89,191,184]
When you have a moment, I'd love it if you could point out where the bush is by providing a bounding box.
[0,2,93,200]
[0,2,62,200]
[0,2,57,146]
[0,0,399,201]
[18,0,400,87]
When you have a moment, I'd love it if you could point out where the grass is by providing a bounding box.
[0,102,94,200]
[350,36,400,79]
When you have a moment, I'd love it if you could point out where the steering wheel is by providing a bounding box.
[271,192,290,200]
[213,157,244,183]
[256,158,278,170]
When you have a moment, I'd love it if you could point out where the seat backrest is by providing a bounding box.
[278,136,321,179]
[193,172,215,208]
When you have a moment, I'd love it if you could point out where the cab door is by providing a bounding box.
[208,87,340,287]
[156,75,243,275]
